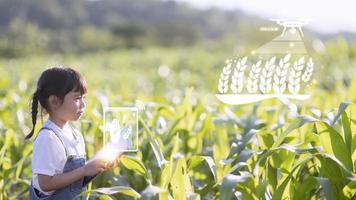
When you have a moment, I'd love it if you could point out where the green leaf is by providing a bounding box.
[219,172,252,200]
[171,133,180,161]
[272,155,314,200]
[0,129,11,166]
[188,156,217,182]
[171,157,192,200]
[258,131,274,149]
[228,162,248,175]
[140,118,168,168]
[160,134,180,190]
[267,164,278,191]
[341,111,352,157]
[331,102,349,125]
[78,186,140,199]
[163,115,185,143]
[343,104,356,162]
[94,186,140,197]
[273,115,317,148]
[270,148,295,171]
[226,129,258,159]
[188,155,217,195]
[318,154,353,177]
[159,191,171,200]
[272,173,293,200]
[120,155,150,181]
[140,185,165,199]
[342,178,356,199]
[315,177,335,200]
[316,122,353,171]
[98,195,113,200]
[187,192,200,200]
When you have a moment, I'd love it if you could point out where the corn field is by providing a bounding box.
[0,47,355,199]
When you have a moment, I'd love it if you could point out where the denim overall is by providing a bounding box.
[29,127,97,200]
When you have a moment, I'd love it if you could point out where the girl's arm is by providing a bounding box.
[38,159,107,192]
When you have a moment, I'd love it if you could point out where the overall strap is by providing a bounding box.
[39,127,70,158]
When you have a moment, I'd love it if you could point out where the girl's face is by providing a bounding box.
[54,90,86,121]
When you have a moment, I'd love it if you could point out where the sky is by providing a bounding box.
[173,0,356,34]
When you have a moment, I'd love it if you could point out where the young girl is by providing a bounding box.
[26,67,115,200]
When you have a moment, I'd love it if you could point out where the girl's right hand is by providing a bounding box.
[82,159,107,176]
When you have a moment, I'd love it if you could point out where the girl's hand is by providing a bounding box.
[105,157,120,170]
[104,154,123,171]
[83,159,107,176]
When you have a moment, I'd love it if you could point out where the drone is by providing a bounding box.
[270,19,309,37]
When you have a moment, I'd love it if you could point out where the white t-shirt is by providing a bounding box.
[31,119,86,195]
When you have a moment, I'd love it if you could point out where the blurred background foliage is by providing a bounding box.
[0,0,354,56]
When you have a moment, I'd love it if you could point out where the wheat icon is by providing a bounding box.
[246,60,262,93]
[302,58,314,82]
[273,54,291,93]
[288,57,305,94]
[218,60,233,94]
[230,56,248,94]
[259,56,276,93]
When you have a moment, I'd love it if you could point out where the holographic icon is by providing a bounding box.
[216,19,315,105]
